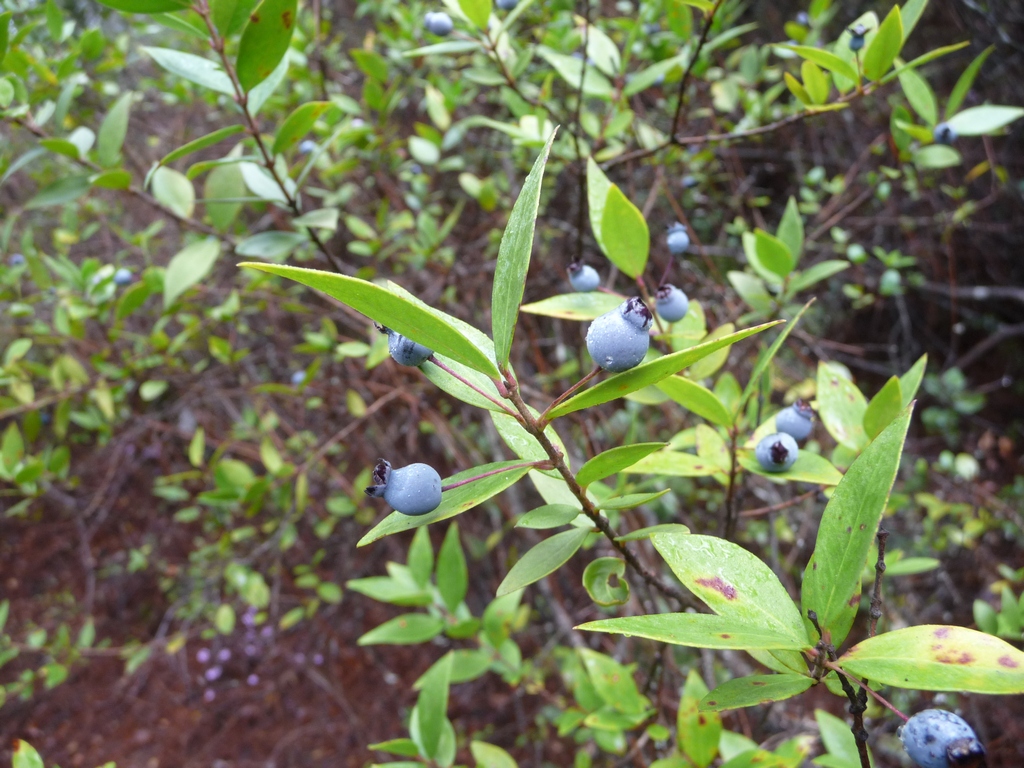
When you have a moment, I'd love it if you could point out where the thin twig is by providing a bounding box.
[669,0,726,138]
[538,366,601,427]
[869,528,888,638]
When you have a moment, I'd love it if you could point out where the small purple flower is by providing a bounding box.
[196,648,211,664]
[260,626,273,638]
[247,674,260,686]
[245,644,259,657]
[313,653,324,666]
[204,665,223,681]
[217,648,231,662]
[293,652,306,665]
[203,688,216,702]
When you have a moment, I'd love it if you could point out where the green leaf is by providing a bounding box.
[248,50,290,115]
[0,77,13,109]
[699,674,813,712]
[497,527,590,596]
[862,375,902,439]
[151,166,195,218]
[801,60,829,106]
[204,162,246,232]
[577,442,666,488]
[358,613,445,645]
[95,0,189,11]
[679,669,721,768]
[458,0,491,29]
[599,184,649,278]
[781,45,858,83]
[416,652,452,758]
[753,229,794,279]
[613,521,688,541]
[91,169,132,189]
[816,361,868,451]
[946,46,993,120]
[862,6,903,81]
[624,448,721,478]
[369,738,421,758]
[657,376,733,427]
[164,238,220,307]
[785,72,812,106]
[737,450,843,485]
[787,261,849,295]
[141,46,234,94]
[359,461,530,545]
[215,603,236,633]
[583,557,630,606]
[271,101,334,155]
[520,291,624,321]
[586,156,611,243]
[516,503,580,529]
[898,67,937,126]
[549,322,778,419]
[947,104,1024,136]
[12,741,45,768]
[801,405,912,647]
[240,264,500,377]
[492,129,556,369]
[236,231,307,261]
[653,533,808,643]
[470,741,518,768]
[25,175,91,209]
[913,144,961,169]
[350,48,389,82]
[236,0,297,91]
[814,709,862,768]
[39,138,81,159]
[578,613,811,650]
[776,197,804,262]
[537,46,614,98]
[898,353,927,408]
[0,12,11,64]
[408,527,433,587]
[96,91,133,168]
[839,625,1024,693]
[403,40,482,57]
[437,523,468,612]
[900,0,928,41]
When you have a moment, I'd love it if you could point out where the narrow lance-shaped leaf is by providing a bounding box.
[492,129,557,370]
[862,375,902,439]
[236,0,297,92]
[240,264,500,377]
[946,105,1024,137]
[801,404,913,647]
[96,91,133,168]
[95,0,190,12]
[165,238,220,307]
[577,613,812,651]
[946,46,994,120]
[549,321,779,419]
[678,669,721,768]
[586,158,611,245]
[271,101,336,156]
[158,125,245,167]
[520,291,624,321]
[576,442,665,488]
[839,625,1024,694]
[416,652,453,759]
[862,5,903,82]
[737,301,811,417]
[496,526,590,596]
[599,184,649,278]
[699,674,813,712]
[436,523,468,612]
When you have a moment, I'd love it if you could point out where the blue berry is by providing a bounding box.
[933,123,957,145]
[900,709,985,768]
[113,268,132,286]
[655,284,689,323]
[8,253,25,266]
[774,400,814,442]
[666,222,691,255]
[796,11,810,25]
[848,24,867,52]
[568,263,600,292]
[380,325,434,366]
[586,297,652,373]
[291,370,306,386]
[424,11,453,35]
[681,175,698,189]
[365,459,443,516]
[755,433,798,472]
[298,139,317,154]
[496,0,518,9]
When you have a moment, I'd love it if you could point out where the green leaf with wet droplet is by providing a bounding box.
[839,625,1024,693]
[801,405,912,647]
[699,674,813,712]
[236,0,297,92]
[817,361,868,450]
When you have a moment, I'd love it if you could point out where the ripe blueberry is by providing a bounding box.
[567,262,600,292]
[899,709,985,768]
[796,11,810,25]
[774,399,814,441]
[113,267,132,286]
[378,325,434,367]
[586,297,652,373]
[848,24,867,52]
[8,253,25,266]
[655,284,689,323]
[933,122,957,145]
[365,459,443,516]
[298,139,317,154]
[666,222,691,255]
[424,11,453,35]
[496,0,518,9]
[755,432,798,472]
[291,370,306,386]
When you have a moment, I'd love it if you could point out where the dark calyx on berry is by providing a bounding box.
[365,459,392,497]
[769,440,790,464]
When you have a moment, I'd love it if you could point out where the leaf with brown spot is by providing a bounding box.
[698,673,813,712]
[236,0,297,91]
[839,625,1024,693]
